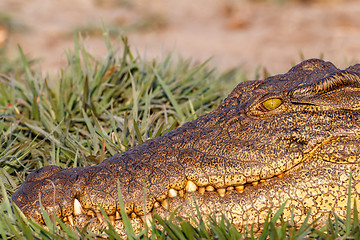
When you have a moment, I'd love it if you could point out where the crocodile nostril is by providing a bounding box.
[26,165,62,182]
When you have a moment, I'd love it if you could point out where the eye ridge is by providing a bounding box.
[261,98,282,111]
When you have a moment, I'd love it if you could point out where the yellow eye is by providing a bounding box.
[261,98,282,111]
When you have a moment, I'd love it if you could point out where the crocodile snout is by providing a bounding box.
[12,166,84,223]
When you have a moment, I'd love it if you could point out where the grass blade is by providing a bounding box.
[117,181,136,239]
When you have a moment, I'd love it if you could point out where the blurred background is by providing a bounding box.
[0,0,359,77]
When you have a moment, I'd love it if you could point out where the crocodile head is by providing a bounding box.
[12,59,360,234]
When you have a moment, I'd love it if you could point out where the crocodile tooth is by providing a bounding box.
[144,213,152,227]
[87,209,96,218]
[226,186,234,191]
[109,215,115,225]
[277,173,284,178]
[198,186,205,194]
[131,212,137,218]
[154,201,160,208]
[178,190,184,197]
[141,213,152,227]
[116,211,121,219]
[161,199,169,210]
[217,188,226,197]
[73,198,83,215]
[235,185,244,193]
[260,179,266,183]
[96,212,104,223]
[185,180,197,192]
[168,188,178,198]
[252,181,258,186]
[68,215,74,226]
[206,186,215,192]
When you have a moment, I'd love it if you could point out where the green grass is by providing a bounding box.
[0,33,241,193]
[0,31,359,239]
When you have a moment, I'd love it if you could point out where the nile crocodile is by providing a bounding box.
[12,59,360,234]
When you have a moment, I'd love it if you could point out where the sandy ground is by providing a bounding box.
[1,0,360,78]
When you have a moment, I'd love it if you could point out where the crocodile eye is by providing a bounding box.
[261,98,282,111]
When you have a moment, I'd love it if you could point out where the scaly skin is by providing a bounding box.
[12,59,360,235]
